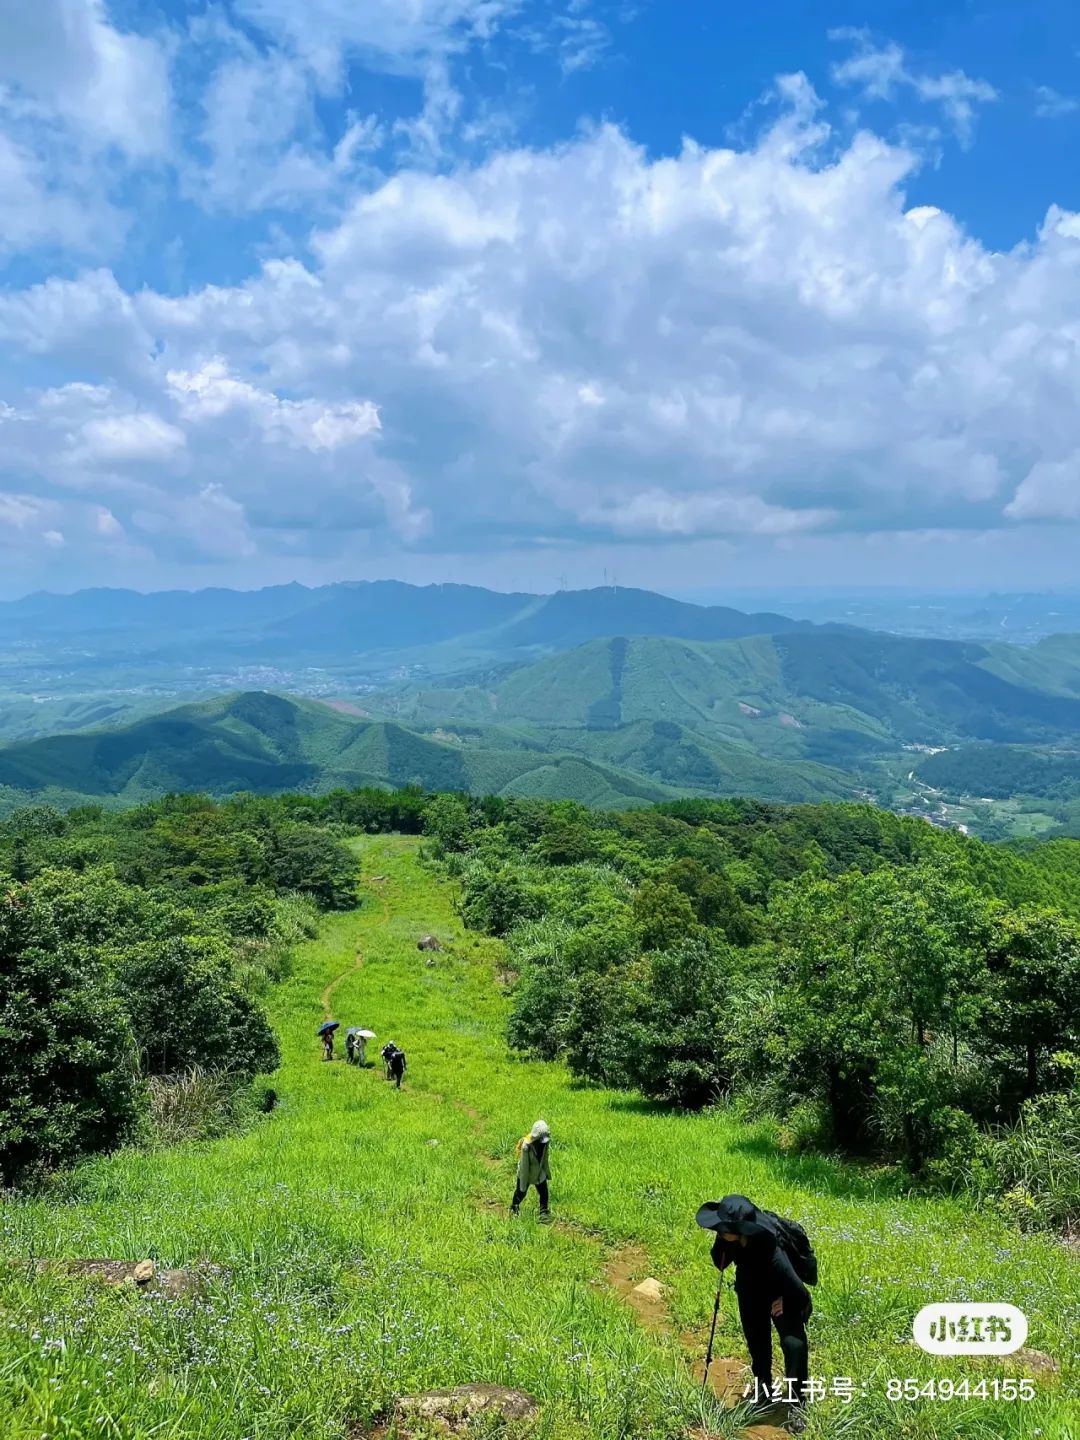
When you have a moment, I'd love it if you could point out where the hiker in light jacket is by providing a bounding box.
[511,1120,551,1218]
[696,1194,812,1421]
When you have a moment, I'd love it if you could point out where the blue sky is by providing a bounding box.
[1,0,1079,596]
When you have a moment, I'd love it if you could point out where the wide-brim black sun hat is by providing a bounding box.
[695,1202,728,1231]
[695,1197,771,1237]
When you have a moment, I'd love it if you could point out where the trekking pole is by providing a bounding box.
[701,1276,723,1393]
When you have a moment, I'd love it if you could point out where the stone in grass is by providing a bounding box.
[417,935,442,952]
[1017,1348,1059,1376]
[630,1277,665,1303]
[22,1258,202,1296]
[394,1384,537,1432]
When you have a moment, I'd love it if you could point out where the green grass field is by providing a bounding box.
[1,837,1077,1440]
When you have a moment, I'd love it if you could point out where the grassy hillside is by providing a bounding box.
[1,836,1073,1440]
[979,634,1080,699]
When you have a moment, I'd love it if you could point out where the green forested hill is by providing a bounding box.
[0,692,687,813]
[6,626,1080,819]
[0,694,179,744]
[377,629,1080,757]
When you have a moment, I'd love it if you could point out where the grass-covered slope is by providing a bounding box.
[1,836,1074,1440]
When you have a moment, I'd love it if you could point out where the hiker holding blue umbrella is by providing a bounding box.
[319,1020,339,1061]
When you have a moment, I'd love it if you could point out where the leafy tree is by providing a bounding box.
[562,971,624,1083]
[632,879,699,952]
[0,882,139,1184]
[266,826,358,909]
[116,935,279,1078]
[621,938,734,1106]
[533,804,597,865]
[423,793,473,855]
[770,872,897,1147]
[978,908,1080,1104]
[460,862,539,936]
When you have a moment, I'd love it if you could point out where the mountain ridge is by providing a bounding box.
[0,689,860,816]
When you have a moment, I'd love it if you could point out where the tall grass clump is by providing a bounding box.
[145,1067,245,1146]
[991,1087,1080,1231]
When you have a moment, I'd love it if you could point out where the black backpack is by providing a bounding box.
[762,1209,818,1286]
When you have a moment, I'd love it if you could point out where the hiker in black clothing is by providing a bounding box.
[381,1042,407,1088]
[696,1195,814,1423]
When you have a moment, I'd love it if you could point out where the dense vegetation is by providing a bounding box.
[918,744,1080,801]
[0,792,364,1182]
[5,780,1079,1234]
[428,793,1080,1227]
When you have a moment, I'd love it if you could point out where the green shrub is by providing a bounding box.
[779,1099,835,1154]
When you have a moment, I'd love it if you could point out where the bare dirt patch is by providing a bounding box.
[321,700,369,718]
[690,1355,753,1406]
[604,1246,672,1336]
[320,955,364,1016]
[692,1420,789,1440]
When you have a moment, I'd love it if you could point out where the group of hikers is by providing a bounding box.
[316,1035,814,1426]
[318,1023,407,1087]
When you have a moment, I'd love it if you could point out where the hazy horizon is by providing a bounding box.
[4,576,1080,603]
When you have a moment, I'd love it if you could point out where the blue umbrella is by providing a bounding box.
[318,1020,340,1036]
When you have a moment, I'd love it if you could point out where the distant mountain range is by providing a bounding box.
[3,580,1080,834]
[3,628,1080,826]
[0,581,821,695]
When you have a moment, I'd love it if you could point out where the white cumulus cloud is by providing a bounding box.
[0,0,169,157]
[2,93,1080,583]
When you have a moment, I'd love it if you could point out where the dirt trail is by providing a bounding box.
[350,843,789,1437]
[602,1245,788,1436]
[320,953,364,1017]
[319,865,394,1017]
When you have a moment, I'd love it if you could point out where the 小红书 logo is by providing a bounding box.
[913,1304,1028,1355]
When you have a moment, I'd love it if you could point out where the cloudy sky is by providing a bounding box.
[1,0,1079,597]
